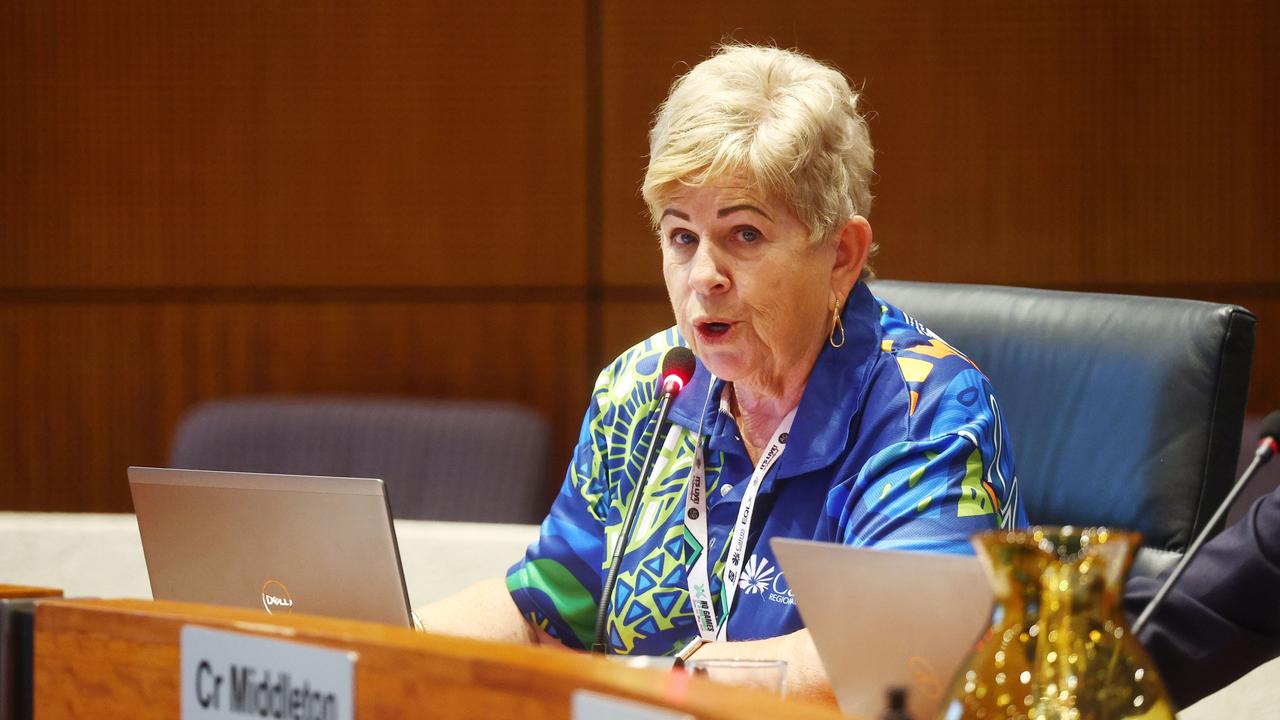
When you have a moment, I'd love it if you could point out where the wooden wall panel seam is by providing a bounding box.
[0,286,594,304]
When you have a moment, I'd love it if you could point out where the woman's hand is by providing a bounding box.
[419,579,834,701]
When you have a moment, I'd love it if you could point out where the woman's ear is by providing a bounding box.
[831,215,873,298]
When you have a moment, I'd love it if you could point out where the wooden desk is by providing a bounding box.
[34,599,855,720]
[0,586,61,600]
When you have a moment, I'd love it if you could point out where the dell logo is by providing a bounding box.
[260,579,293,614]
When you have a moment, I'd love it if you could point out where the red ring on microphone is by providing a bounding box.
[662,374,686,394]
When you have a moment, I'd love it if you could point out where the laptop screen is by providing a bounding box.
[772,537,992,718]
[130,467,412,627]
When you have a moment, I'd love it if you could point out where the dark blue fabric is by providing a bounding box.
[1127,489,1280,708]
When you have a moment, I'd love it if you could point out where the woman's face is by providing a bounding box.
[659,176,848,397]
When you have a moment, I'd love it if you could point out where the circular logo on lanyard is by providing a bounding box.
[687,508,700,520]
[778,432,789,444]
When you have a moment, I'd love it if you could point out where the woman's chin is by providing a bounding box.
[694,349,751,383]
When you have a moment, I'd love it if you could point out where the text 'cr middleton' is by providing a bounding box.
[195,660,339,720]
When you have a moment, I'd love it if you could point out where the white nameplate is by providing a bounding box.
[181,626,356,720]
[572,689,693,720]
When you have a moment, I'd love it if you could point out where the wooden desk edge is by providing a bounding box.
[35,598,857,720]
[0,584,63,599]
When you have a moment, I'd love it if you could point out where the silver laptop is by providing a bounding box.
[129,467,413,627]
[771,538,992,719]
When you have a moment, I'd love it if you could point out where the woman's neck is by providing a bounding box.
[727,335,824,463]
[729,381,805,464]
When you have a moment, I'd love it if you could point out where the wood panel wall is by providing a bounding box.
[0,1,591,511]
[2,0,1275,512]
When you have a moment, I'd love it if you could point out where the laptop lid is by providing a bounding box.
[771,538,992,719]
[129,467,412,627]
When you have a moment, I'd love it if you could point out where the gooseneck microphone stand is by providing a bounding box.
[591,347,694,653]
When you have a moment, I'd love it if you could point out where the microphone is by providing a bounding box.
[592,347,696,653]
[1132,411,1280,634]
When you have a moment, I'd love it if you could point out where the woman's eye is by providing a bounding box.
[669,230,698,246]
[737,227,762,243]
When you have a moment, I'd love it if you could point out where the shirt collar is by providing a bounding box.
[666,281,882,477]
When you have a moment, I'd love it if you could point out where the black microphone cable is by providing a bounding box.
[591,347,695,653]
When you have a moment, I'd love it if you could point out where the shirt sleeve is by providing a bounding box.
[1125,491,1280,709]
[505,370,612,650]
[837,370,1026,553]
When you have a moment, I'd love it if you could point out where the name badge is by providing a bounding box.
[181,626,356,720]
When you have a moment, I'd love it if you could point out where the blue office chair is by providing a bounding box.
[869,280,1256,577]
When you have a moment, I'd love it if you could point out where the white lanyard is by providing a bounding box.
[683,379,796,642]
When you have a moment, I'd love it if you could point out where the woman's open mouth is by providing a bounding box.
[695,321,735,343]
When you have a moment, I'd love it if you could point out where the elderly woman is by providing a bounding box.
[424,44,1025,699]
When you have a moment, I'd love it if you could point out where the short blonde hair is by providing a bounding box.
[643,44,876,273]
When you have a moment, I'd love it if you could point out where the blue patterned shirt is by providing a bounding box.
[507,282,1027,655]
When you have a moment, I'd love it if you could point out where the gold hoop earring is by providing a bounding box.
[829,303,846,348]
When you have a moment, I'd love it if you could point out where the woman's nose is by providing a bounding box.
[688,244,730,295]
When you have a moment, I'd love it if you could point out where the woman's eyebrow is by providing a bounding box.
[717,204,773,221]
[660,208,690,221]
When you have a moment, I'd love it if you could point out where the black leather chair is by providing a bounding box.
[169,397,551,523]
[869,280,1256,577]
